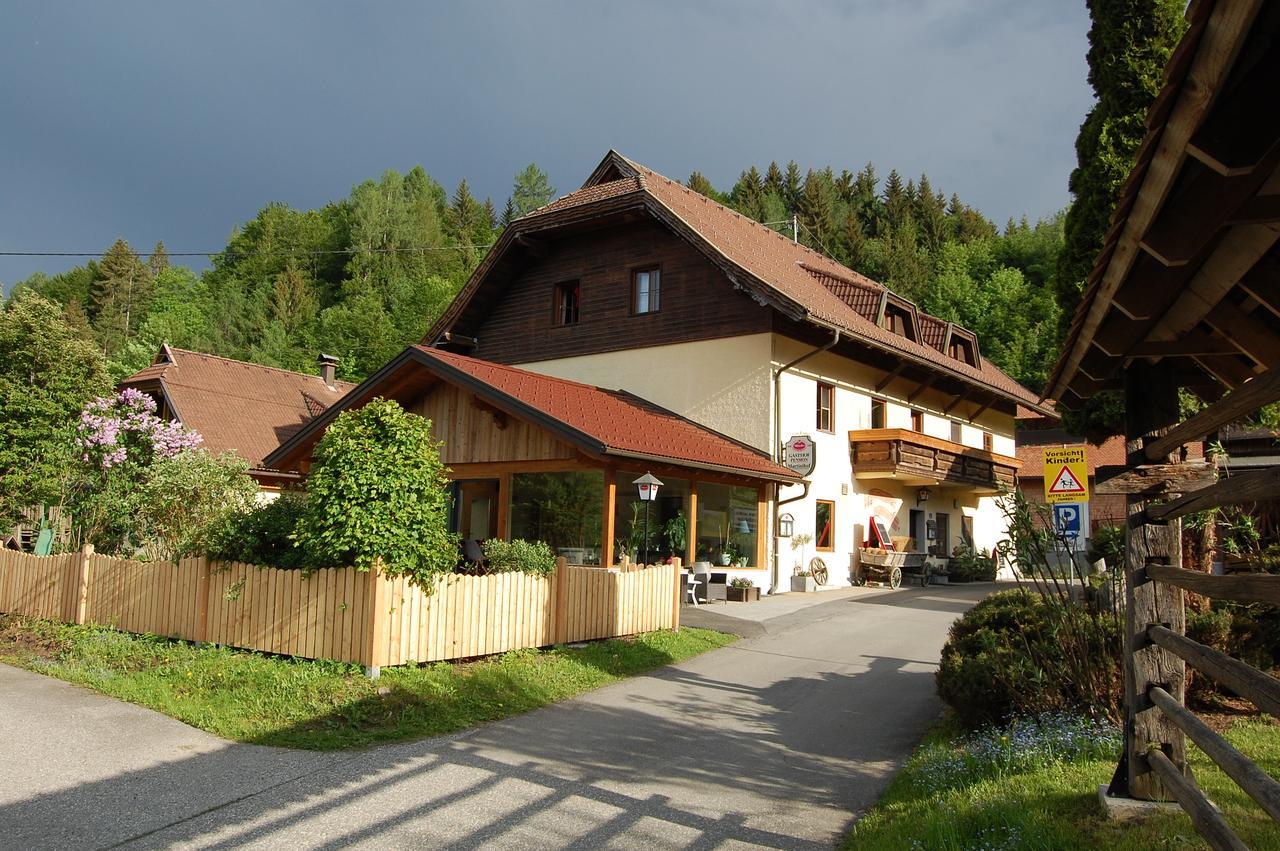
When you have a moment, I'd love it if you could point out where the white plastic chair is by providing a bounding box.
[684,571,699,606]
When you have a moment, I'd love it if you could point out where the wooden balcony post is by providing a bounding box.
[1119,361,1186,801]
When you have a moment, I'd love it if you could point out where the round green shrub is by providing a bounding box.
[210,493,312,569]
[936,589,1121,727]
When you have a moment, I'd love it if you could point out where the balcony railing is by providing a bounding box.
[848,428,1019,492]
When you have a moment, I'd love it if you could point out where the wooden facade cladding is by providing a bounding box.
[848,428,1019,492]
[471,219,771,365]
[413,382,576,466]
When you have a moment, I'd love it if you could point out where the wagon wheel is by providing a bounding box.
[808,557,829,586]
[888,567,902,589]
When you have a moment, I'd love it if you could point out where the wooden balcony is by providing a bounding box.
[848,428,1020,493]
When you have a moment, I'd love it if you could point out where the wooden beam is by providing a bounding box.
[601,468,616,568]
[1095,462,1217,495]
[1226,193,1280,225]
[1147,684,1280,825]
[907,375,936,403]
[1145,368,1280,460]
[1146,466,1278,522]
[1149,624,1280,718]
[1120,361,1185,802]
[1145,749,1248,851]
[1139,161,1277,268]
[515,234,549,258]
[1184,29,1280,177]
[966,395,994,424]
[1127,333,1242,358]
[1146,562,1280,606]
[875,363,906,392]
[496,472,511,539]
[1192,354,1255,389]
[687,481,698,566]
[1203,299,1280,368]
[943,390,971,415]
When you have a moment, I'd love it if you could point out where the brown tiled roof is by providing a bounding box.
[506,152,1048,411]
[120,348,355,469]
[412,346,799,481]
[800,264,883,321]
[918,315,948,352]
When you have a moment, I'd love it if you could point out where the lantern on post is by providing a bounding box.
[632,472,663,564]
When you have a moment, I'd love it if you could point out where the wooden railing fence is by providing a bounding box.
[1102,364,1280,849]
[0,550,681,674]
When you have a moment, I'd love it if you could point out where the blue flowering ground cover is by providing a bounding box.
[845,712,1280,850]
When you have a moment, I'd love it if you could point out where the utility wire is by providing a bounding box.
[0,245,495,259]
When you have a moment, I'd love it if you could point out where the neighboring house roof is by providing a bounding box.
[264,345,802,483]
[120,346,356,471]
[1014,433,1128,479]
[429,150,1050,414]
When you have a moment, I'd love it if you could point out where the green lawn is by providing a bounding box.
[0,614,735,750]
[846,713,1280,850]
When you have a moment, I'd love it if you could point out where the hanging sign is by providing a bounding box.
[1043,446,1089,504]
[782,433,816,477]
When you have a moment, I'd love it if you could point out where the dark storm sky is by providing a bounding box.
[0,1,1093,289]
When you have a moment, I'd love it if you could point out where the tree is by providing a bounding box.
[294,398,456,586]
[131,449,257,560]
[446,179,490,267]
[798,170,836,254]
[509,163,556,219]
[730,166,766,221]
[148,241,170,275]
[1056,0,1185,437]
[782,160,803,213]
[687,171,721,201]
[90,239,154,358]
[0,291,111,523]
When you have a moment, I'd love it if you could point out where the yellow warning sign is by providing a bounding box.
[1043,446,1089,504]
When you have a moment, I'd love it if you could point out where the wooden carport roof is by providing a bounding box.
[1046,1,1280,410]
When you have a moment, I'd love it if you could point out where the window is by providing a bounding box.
[910,409,924,432]
[870,399,886,429]
[816,382,834,432]
[510,471,603,564]
[983,432,994,452]
[950,421,963,443]
[554,281,579,326]
[632,267,660,314]
[815,500,835,551]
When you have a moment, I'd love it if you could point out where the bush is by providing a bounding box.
[209,493,312,569]
[131,449,258,560]
[479,539,556,576]
[949,544,996,582]
[937,589,1121,727]
[1086,523,1125,571]
[293,398,457,587]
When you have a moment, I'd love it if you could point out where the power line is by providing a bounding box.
[0,244,495,259]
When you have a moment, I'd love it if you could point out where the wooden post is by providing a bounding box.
[687,481,699,566]
[74,544,94,624]
[602,470,616,567]
[553,556,569,644]
[496,472,512,539]
[194,557,212,643]
[364,560,389,679]
[670,556,682,631]
[1120,361,1186,801]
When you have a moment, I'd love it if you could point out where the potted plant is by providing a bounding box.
[726,576,759,602]
[791,567,817,593]
[719,542,736,566]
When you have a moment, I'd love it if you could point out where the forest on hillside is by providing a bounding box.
[9,158,1066,392]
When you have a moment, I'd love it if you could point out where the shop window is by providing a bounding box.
[615,473,689,564]
[815,500,835,551]
[694,482,759,567]
[817,382,834,432]
[632,267,660,314]
[554,281,579,326]
[509,471,602,564]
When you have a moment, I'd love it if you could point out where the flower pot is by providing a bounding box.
[719,553,733,566]
[726,585,760,602]
[790,575,817,593]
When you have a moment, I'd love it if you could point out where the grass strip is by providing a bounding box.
[0,614,735,750]
[846,713,1280,850]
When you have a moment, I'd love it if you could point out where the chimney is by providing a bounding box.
[318,354,338,389]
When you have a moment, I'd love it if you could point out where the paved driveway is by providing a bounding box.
[0,584,989,850]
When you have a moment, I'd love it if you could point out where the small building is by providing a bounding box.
[119,345,355,493]
[271,151,1052,591]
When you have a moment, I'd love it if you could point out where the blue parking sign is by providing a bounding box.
[1053,503,1082,537]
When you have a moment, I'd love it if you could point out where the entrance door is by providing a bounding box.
[456,479,500,541]
[934,512,951,557]
[909,509,925,553]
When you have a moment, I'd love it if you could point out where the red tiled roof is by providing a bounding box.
[510,152,1047,411]
[120,348,355,469]
[411,346,799,481]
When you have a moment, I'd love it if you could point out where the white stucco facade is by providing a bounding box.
[520,332,1019,593]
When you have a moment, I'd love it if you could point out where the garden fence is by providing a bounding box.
[0,549,681,672]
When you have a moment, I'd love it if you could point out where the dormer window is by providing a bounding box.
[949,337,976,366]
[632,267,661,314]
[554,281,580,326]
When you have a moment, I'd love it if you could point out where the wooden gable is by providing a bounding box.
[412,381,576,467]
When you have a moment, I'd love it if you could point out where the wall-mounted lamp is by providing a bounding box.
[916,486,932,506]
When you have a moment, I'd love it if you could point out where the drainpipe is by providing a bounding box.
[770,328,840,592]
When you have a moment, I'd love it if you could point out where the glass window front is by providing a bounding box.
[815,500,835,550]
[615,473,688,564]
[695,482,759,567]
[632,268,660,314]
[509,471,602,564]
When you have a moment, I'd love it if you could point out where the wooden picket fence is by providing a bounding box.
[0,549,681,671]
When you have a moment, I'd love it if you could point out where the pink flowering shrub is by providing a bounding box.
[77,387,202,469]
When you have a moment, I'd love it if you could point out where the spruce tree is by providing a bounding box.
[799,171,836,253]
[686,171,719,200]
[764,161,784,195]
[148,241,170,275]
[730,167,766,221]
[500,197,516,228]
[783,160,803,213]
[90,239,153,357]
[509,163,556,219]
[881,170,908,234]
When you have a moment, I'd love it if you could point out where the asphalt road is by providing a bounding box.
[0,584,989,850]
